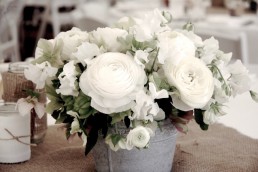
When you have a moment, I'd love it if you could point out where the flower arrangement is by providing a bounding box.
[22,9,257,154]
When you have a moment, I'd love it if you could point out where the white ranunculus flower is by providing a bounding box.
[133,9,170,42]
[79,52,146,114]
[164,57,214,110]
[72,42,102,66]
[90,27,128,52]
[24,62,58,89]
[126,126,150,148]
[228,60,253,96]
[157,31,195,64]
[55,27,88,60]
[56,60,79,96]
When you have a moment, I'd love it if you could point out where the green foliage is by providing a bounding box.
[183,22,194,31]
[111,110,131,125]
[23,89,40,99]
[194,109,209,130]
[110,134,123,147]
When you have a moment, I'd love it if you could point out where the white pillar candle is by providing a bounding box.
[0,103,31,163]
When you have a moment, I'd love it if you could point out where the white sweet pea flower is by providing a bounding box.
[130,90,164,121]
[55,27,88,60]
[56,60,79,96]
[134,50,149,67]
[24,62,58,89]
[67,111,81,133]
[79,52,146,114]
[17,96,45,118]
[213,79,230,104]
[203,102,226,125]
[133,9,170,42]
[90,27,128,52]
[164,57,214,110]
[149,82,169,99]
[227,60,252,96]
[126,126,150,148]
[200,37,219,64]
[72,42,102,66]
[157,31,195,64]
[177,30,203,47]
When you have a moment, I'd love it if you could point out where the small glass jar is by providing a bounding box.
[1,62,47,144]
[0,102,31,163]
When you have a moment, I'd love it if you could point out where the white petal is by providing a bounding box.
[34,102,45,119]
[17,99,34,116]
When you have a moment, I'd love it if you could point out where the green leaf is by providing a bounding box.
[194,109,209,130]
[110,134,123,147]
[250,90,258,103]
[46,100,62,114]
[24,89,40,99]
[183,22,194,31]
[111,111,129,124]
[85,127,98,156]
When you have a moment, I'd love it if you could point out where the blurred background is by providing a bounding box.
[0,0,258,64]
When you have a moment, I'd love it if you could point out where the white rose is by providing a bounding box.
[56,60,79,96]
[79,52,146,114]
[55,27,88,60]
[163,57,214,110]
[157,31,195,64]
[90,27,128,52]
[24,62,58,89]
[126,126,150,148]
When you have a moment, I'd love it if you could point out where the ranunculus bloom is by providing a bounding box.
[79,52,146,114]
[157,31,195,64]
[126,126,150,148]
[163,57,214,110]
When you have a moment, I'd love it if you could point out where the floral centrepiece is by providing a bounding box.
[23,9,257,154]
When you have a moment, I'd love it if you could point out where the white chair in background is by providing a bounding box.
[197,30,249,64]
[0,0,24,62]
[73,17,107,32]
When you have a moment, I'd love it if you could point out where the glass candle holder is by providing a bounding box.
[0,103,31,163]
[1,62,47,144]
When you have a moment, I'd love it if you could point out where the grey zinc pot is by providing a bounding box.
[93,119,177,172]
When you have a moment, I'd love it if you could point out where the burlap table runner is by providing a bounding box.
[1,122,258,172]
